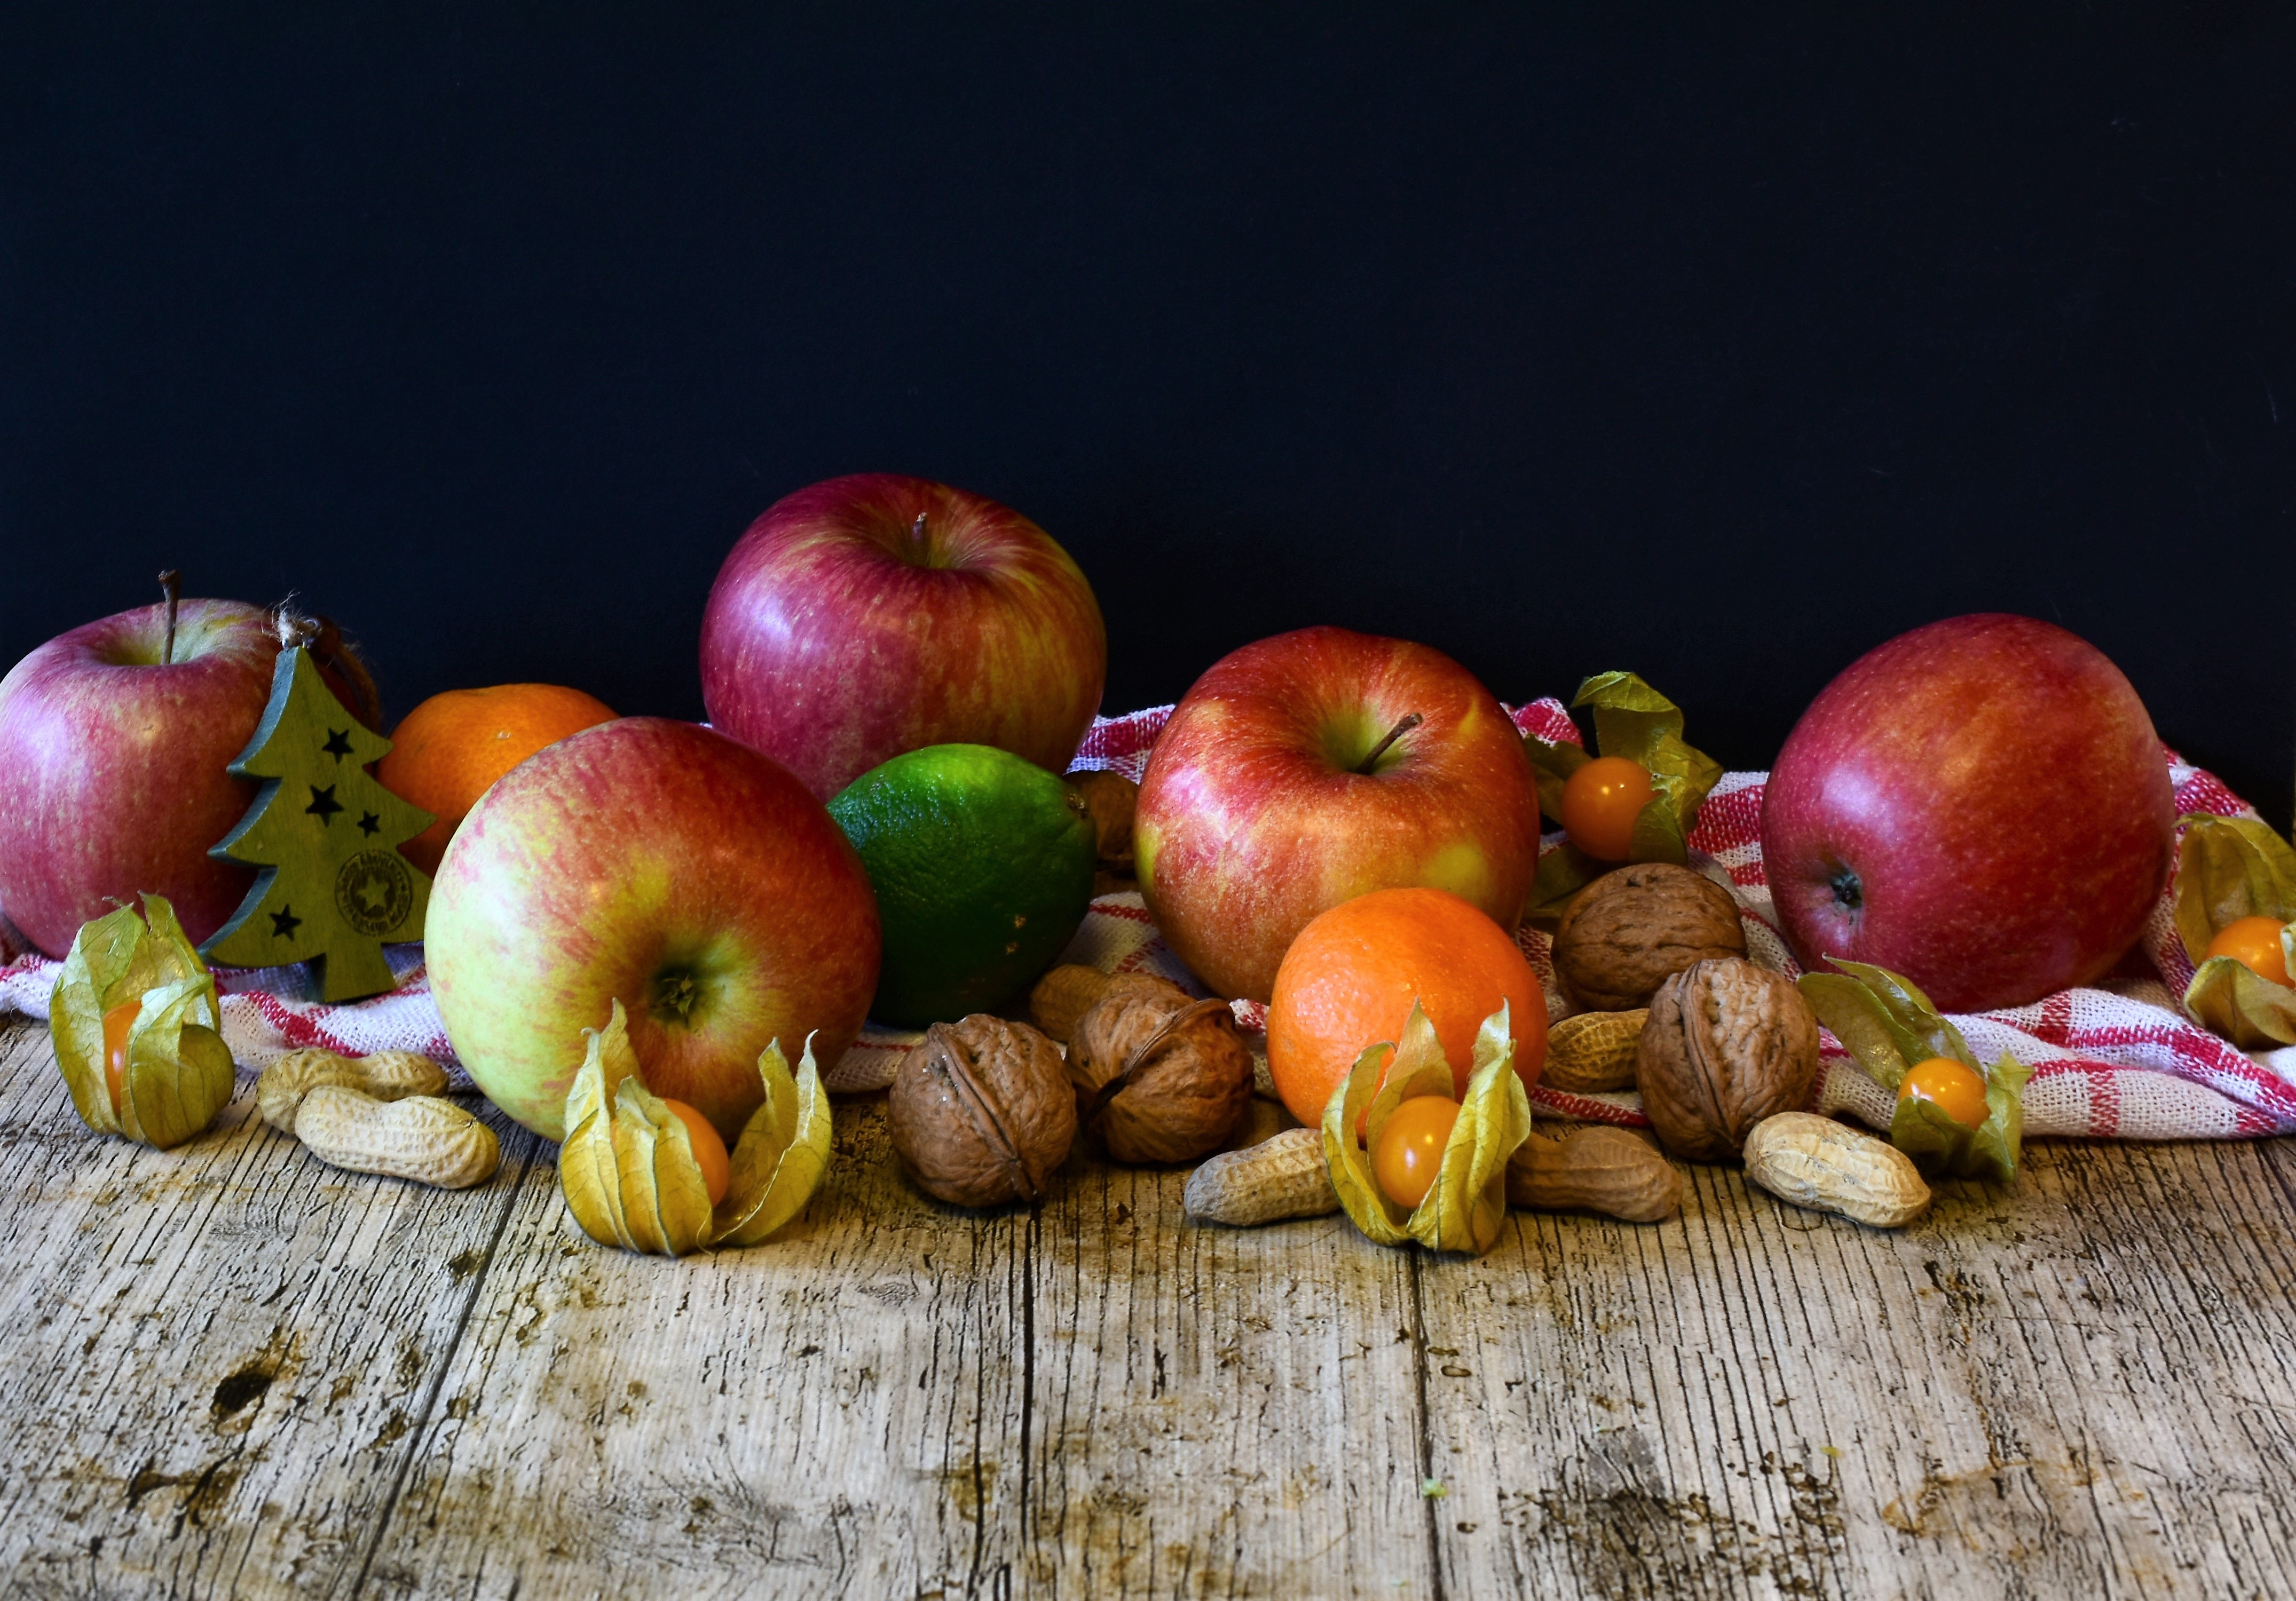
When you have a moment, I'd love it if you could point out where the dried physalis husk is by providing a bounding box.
[888,1015,1075,1208]
[559,998,832,1256]
[1796,958,2030,1184]
[2170,813,2296,1049]
[1068,979,1252,1164]
[1524,672,1725,923]
[1323,1002,1533,1256]
[49,894,235,1150]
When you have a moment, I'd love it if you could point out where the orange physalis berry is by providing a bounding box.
[101,999,141,1117]
[1558,756,1656,862]
[1373,1095,1460,1209]
[1898,1057,1990,1130]
[662,1099,731,1207]
[2204,915,2292,988]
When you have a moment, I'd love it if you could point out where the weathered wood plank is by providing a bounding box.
[1414,1137,2296,1600]
[6,1007,2296,1599]
[360,1096,1437,1597]
[1019,1160,1434,1595]
[0,1016,542,1598]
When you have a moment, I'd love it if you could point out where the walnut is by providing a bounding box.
[1068,979,1253,1165]
[888,1015,1076,1208]
[1552,862,1747,1010]
[1635,958,1819,1161]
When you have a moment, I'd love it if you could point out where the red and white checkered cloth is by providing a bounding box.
[6,702,2292,1140]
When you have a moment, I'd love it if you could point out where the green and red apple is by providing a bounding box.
[1136,627,1542,1003]
[427,717,881,1143]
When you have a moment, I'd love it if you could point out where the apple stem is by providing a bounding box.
[1355,712,1424,774]
[910,512,929,553]
[157,570,181,665]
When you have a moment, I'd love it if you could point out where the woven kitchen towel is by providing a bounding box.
[5,701,2292,1139]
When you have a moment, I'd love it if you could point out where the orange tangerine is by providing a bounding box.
[1266,886,1547,1128]
[376,684,617,875]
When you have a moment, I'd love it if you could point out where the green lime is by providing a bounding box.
[827,743,1097,1028]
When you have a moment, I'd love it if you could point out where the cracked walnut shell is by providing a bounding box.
[1635,957,1819,1162]
[1552,862,1747,1011]
[1068,977,1252,1165]
[889,1015,1076,1208]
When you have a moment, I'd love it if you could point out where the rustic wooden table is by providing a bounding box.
[4,1015,2294,1599]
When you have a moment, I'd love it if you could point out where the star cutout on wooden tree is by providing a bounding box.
[358,811,381,836]
[270,906,303,938]
[322,727,355,758]
[305,784,343,823]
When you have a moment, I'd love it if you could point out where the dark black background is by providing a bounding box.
[5,5,2292,820]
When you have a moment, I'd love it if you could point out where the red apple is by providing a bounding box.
[1135,627,1542,1003]
[0,597,374,956]
[699,473,1107,800]
[427,717,881,1143]
[1761,613,2175,1013]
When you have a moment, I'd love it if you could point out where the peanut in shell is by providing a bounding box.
[294,1086,500,1190]
[1541,1008,1647,1093]
[1741,1112,1930,1229]
[1183,1128,1339,1226]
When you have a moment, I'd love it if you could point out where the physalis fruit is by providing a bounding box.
[100,999,141,1116]
[661,1099,732,1206]
[1558,757,1656,863]
[2172,814,2296,1047]
[50,894,235,1150]
[1797,959,2030,1183]
[2203,915,2292,988]
[1524,673,1723,923]
[1373,1095,1460,1208]
[1897,1058,1990,1130]
[559,998,831,1257]
[1324,1001,1531,1256]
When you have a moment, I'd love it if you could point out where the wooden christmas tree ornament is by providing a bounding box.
[201,632,435,1002]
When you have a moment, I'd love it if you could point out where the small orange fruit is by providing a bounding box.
[102,998,140,1116]
[1373,1094,1459,1208]
[1558,756,1655,862]
[2204,915,2293,988]
[1898,1057,1990,1129]
[1266,886,1548,1128]
[662,1098,731,1207]
[377,684,617,875]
